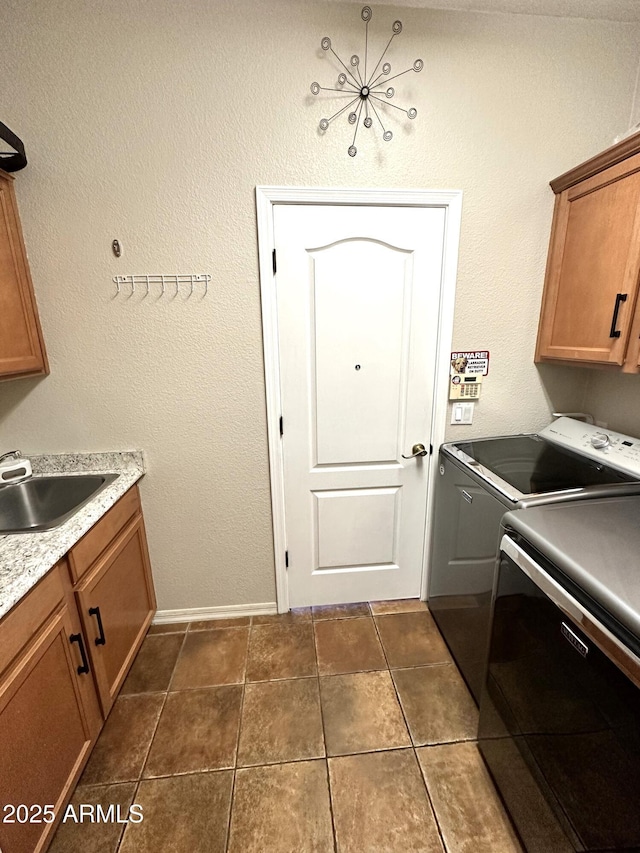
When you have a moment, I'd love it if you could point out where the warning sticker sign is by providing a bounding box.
[450,350,490,376]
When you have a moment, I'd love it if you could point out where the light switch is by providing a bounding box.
[451,402,474,425]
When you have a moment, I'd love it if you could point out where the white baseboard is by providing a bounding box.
[153,602,278,624]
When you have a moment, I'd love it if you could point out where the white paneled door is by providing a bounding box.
[274,203,446,607]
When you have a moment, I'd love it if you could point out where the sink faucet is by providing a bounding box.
[0,450,32,485]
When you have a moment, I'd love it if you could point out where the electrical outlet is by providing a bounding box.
[451,402,474,425]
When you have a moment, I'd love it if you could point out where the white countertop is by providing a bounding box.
[0,452,145,620]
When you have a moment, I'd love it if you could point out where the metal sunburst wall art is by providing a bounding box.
[311,6,423,158]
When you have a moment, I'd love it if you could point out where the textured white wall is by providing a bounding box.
[0,0,637,610]
[630,53,640,126]
[583,372,640,436]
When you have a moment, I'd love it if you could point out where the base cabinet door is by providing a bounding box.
[75,514,155,715]
[0,607,96,853]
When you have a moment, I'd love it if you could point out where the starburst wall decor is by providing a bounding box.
[311,6,423,158]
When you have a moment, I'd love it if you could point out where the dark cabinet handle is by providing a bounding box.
[69,632,90,674]
[89,606,106,646]
[609,293,627,338]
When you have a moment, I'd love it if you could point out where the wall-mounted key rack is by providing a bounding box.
[113,274,211,298]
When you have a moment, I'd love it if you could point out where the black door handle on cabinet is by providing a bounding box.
[70,632,90,674]
[609,293,627,338]
[88,606,106,646]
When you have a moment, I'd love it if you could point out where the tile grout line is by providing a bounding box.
[115,778,143,853]
[312,616,338,853]
[370,608,415,745]
[114,627,190,852]
[130,623,248,851]
[238,673,318,685]
[137,627,189,779]
[165,625,190,693]
[224,767,237,853]
[128,743,420,780]
[405,640,455,853]
[415,746,451,853]
[370,606,451,852]
[225,626,251,852]
[311,604,370,622]
[119,660,456,699]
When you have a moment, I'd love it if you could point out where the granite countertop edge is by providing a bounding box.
[0,451,145,621]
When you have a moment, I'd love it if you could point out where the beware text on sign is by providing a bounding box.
[450,350,490,376]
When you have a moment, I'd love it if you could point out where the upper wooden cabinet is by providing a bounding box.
[0,169,48,379]
[535,131,640,372]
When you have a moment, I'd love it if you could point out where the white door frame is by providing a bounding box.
[256,186,463,613]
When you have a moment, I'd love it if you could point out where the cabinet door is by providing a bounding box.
[0,170,48,378]
[622,295,640,373]
[536,154,640,365]
[0,608,95,853]
[76,514,156,716]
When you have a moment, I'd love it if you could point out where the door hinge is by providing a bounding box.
[285,550,289,568]
[430,444,433,455]
[272,248,277,274]
[279,416,283,437]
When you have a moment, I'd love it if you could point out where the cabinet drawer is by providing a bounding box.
[0,563,66,676]
[68,485,140,583]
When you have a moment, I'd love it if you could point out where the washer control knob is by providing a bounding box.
[591,433,610,449]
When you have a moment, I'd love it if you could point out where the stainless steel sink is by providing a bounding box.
[0,473,119,534]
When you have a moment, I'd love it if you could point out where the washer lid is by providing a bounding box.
[450,434,633,498]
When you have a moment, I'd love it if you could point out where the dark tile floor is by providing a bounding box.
[49,601,522,853]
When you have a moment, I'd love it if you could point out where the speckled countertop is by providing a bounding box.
[0,452,145,621]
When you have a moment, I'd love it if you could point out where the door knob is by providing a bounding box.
[402,443,428,459]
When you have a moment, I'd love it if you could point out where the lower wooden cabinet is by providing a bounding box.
[76,513,155,715]
[0,564,101,853]
[0,485,156,853]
